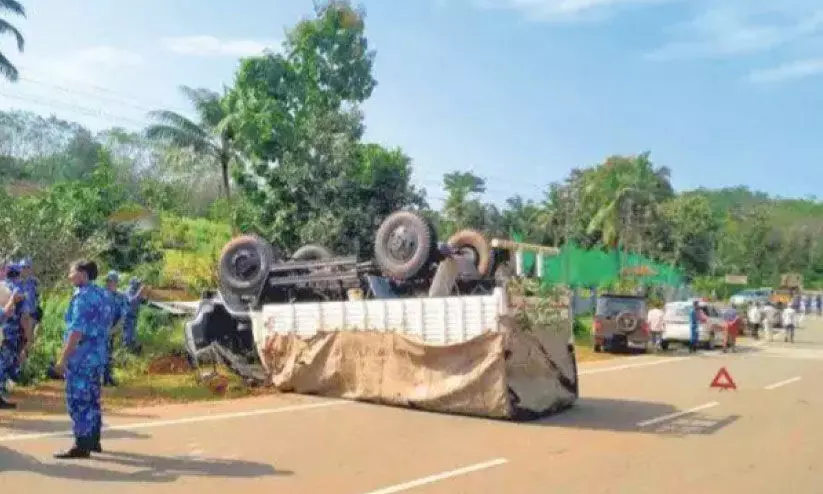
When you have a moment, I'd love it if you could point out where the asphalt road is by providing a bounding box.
[3,316,823,493]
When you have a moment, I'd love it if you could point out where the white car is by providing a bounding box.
[659,301,726,351]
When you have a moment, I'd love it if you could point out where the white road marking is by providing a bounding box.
[636,402,719,428]
[0,399,349,443]
[764,376,802,390]
[579,357,690,375]
[361,458,509,494]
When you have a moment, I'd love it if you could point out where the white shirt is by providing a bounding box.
[762,305,776,326]
[748,306,762,324]
[647,308,665,332]
[783,307,798,327]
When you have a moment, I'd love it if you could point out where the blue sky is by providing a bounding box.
[2,0,822,208]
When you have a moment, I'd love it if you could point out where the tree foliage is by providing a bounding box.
[0,0,25,81]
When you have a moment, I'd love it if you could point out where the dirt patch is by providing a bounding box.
[147,355,192,375]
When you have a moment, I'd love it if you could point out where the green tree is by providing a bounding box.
[227,1,427,254]
[0,0,24,82]
[660,194,717,275]
[145,86,237,200]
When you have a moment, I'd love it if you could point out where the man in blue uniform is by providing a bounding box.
[15,257,38,379]
[0,263,30,409]
[689,300,707,353]
[54,260,112,459]
[122,277,146,353]
[102,271,128,387]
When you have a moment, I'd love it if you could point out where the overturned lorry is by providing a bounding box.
[184,210,579,420]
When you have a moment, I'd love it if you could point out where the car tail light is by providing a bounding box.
[594,320,603,334]
[641,321,649,334]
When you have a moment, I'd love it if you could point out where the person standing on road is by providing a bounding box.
[782,304,798,344]
[647,302,665,350]
[53,260,113,459]
[102,271,128,387]
[747,302,763,340]
[122,278,147,353]
[0,264,29,409]
[689,300,707,353]
[722,308,741,353]
[762,302,776,342]
[816,294,822,316]
[15,257,39,379]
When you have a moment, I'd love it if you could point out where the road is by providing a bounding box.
[2,317,823,493]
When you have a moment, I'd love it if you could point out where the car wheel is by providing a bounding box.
[446,229,492,277]
[374,210,436,281]
[291,244,334,261]
[660,340,669,351]
[218,235,275,294]
[593,343,602,353]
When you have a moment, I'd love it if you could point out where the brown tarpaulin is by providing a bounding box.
[256,316,578,420]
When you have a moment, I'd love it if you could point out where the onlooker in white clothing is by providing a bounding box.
[782,305,797,343]
[747,303,762,339]
[762,303,776,342]
[647,304,665,349]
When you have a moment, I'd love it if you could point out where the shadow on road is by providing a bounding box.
[0,417,150,441]
[532,397,740,436]
[0,446,287,483]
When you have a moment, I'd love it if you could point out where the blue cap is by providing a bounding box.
[106,270,120,282]
[18,258,32,268]
[5,263,21,276]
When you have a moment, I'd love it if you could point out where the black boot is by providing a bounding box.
[54,437,92,459]
[92,424,102,453]
[0,396,16,409]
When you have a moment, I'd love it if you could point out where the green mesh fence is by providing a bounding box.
[510,234,684,288]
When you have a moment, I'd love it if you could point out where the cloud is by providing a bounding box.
[470,0,675,22]
[22,45,144,84]
[748,58,823,84]
[162,36,276,57]
[648,1,823,61]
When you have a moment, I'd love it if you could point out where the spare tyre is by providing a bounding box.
[218,235,274,294]
[374,210,436,280]
[447,229,492,277]
[292,244,334,261]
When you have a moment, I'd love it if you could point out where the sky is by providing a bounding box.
[1,0,823,208]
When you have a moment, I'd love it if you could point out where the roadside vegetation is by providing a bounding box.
[2,1,823,406]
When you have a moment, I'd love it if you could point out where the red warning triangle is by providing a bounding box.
[710,367,737,391]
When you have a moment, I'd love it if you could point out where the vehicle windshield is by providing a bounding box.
[596,297,646,317]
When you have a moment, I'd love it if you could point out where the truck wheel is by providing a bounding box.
[660,340,669,351]
[218,235,274,293]
[292,244,334,261]
[374,210,435,281]
[447,229,492,277]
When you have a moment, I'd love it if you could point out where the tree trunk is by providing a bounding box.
[220,156,232,200]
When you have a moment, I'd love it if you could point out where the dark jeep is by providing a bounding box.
[592,294,649,352]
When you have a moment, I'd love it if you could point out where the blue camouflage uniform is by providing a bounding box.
[19,258,40,322]
[0,265,29,396]
[122,278,144,349]
[102,271,129,385]
[63,282,113,443]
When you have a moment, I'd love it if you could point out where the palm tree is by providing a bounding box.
[145,86,236,199]
[0,0,25,82]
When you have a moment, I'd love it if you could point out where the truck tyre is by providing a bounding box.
[447,229,492,277]
[218,235,274,293]
[292,244,334,261]
[374,210,436,280]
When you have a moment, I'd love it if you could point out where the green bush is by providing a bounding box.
[17,291,186,386]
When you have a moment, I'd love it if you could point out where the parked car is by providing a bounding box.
[659,300,726,350]
[592,294,650,353]
[729,288,771,306]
